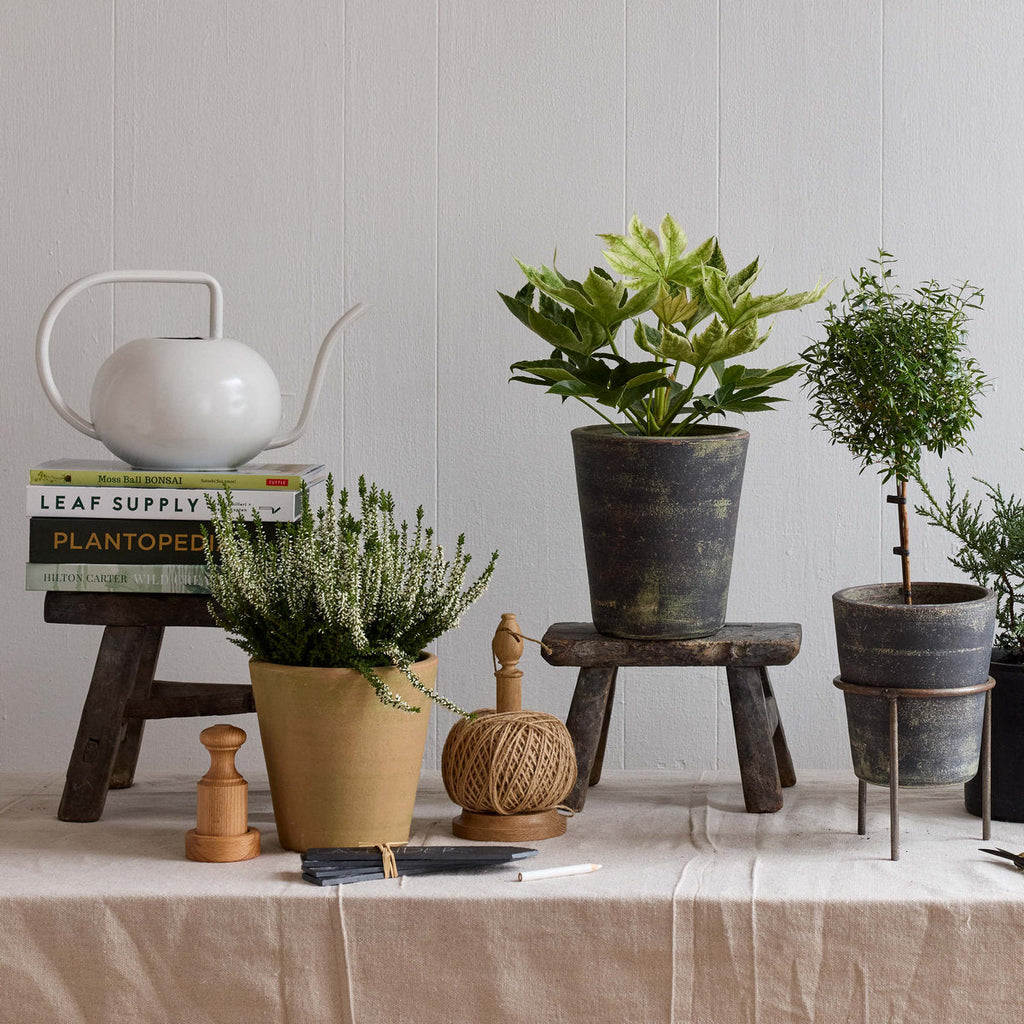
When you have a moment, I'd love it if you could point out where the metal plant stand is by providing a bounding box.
[833,676,994,861]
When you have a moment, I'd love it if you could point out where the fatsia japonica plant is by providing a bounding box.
[499,213,827,436]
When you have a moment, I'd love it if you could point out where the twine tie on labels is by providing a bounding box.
[376,843,399,879]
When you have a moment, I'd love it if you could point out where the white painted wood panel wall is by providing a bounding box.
[3,1,1022,778]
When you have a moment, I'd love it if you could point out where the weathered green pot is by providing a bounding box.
[965,652,1024,821]
[833,583,996,787]
[571,424,748,639]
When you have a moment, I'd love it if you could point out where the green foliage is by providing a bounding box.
[918,470,1024,659]
[204,477,498,715]
[801,253,986,483]
[500,213,827,436]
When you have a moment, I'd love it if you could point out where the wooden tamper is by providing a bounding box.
[185,723,260,862]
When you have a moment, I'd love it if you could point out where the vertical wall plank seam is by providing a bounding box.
[433,0,441,762]
[715,0,722,769]
[877,0,886,586]
[110,0,117,353]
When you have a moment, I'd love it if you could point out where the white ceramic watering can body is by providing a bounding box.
[36,270,368,470]
[90,336,283,471]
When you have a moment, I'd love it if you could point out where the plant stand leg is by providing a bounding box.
[889,695,900,862]
[726,666,783,813]
[110,625,164,789]
[59,625,147,822]
[982,689,992,841]
[563,667,617,812]
[857,778,867,835]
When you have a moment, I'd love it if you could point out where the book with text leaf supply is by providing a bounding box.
[26,483,321,521]
[28,517,278,564]
[25,562,210,594]
[29,459,327,490]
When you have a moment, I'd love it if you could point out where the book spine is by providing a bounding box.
[28,468,323,490]
[26,486,305,521]
[28,518,275,564]
[25,562,210,594]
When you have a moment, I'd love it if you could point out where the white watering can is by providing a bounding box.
[36,270,369,470]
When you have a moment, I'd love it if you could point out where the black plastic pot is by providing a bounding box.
[833,582,996,786]
[965,652,1024,821]
[571,424,748,639]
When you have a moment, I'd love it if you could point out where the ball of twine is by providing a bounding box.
[442,708,577,815]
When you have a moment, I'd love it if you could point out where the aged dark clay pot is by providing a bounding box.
[833,582,996,787]
[965,652,1024,821]
[571,424,748,640]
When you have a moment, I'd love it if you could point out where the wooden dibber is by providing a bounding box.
[443,613,577,841]
[185,724,260,862]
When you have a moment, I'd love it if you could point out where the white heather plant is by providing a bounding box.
[204,476,498,714]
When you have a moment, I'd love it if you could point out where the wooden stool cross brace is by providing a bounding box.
[540,622,801,813]
[45,592,253,823]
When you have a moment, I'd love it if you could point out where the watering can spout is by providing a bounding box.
[265,302,372,451]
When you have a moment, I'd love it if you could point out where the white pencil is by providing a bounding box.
[517,863,602,882]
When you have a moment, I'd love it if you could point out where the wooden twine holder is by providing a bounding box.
[442,613,577,841]
[185,723,260,862]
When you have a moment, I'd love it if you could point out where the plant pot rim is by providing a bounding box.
[571,423,749,442]
[833,582,992,609]
[249,651,437,672]
[992,647,1024,667]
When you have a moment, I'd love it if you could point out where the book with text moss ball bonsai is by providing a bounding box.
[29,459,327,490]
[25,562,210,593]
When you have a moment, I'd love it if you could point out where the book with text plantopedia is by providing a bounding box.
[29,459,327,490]
[25,562,210,594]
[26,484,320,521]
[28,518,276,564]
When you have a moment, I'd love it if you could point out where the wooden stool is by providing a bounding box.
[44,592,254,823]
[541,622,801,813]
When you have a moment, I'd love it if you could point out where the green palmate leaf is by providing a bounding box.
[659,214,687,266]
[526,305,586,354]
[652,287,699,326]
[633,320,663,355]
[608,360,671,388]
[727,258,760,299]
[599,214,665,281]
[654,323,697,363]
[665,236,717,290]
[508,358,582,384]
[498,286,535,331]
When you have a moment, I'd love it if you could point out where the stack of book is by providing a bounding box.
[25,459,326,594]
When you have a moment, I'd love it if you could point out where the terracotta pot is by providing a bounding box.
[833,583,995,786]
[571,424,748,639]
[965,652,1024,821]
[249,654,436,852]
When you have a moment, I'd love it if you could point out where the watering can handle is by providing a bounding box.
[35,270,223,439]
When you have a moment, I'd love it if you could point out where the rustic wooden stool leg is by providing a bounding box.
[725,666,783,813]
[588,669,617,786]
[759,668,796,788]
[58,625,147,822]
[563,667,617,812]
[110,625,164,789]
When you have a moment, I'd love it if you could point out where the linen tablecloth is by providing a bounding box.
[2,769,1023,1023]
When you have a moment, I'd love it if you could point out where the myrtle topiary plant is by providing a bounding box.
[917,469,1024,660]
[801,252,986,604]
[204,476,498,714]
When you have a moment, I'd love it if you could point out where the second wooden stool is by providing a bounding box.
[541,621,801,813]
